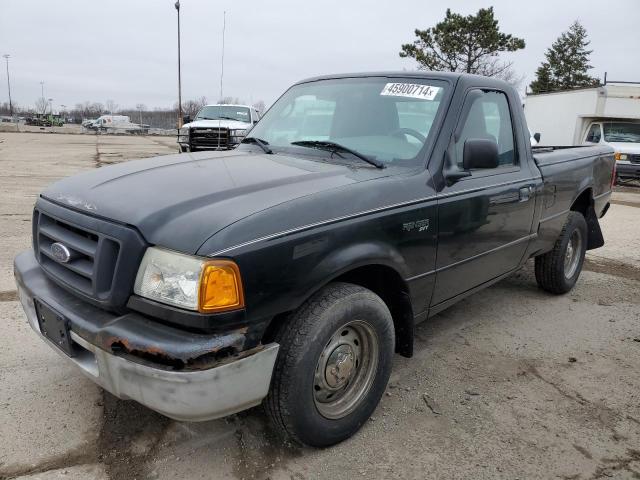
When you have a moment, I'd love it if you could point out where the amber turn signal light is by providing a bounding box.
[198,260,244,313]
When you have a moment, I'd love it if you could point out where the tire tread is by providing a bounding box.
[264,282,389,445]
[535,211,586,294]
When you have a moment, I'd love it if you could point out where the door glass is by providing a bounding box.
[455,90,516,168]
[585,124,601,143]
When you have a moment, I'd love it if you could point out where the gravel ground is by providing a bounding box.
[0,131,638,480]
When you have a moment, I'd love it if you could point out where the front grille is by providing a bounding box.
[33,199,147,310]
[37,212,119,299]
[190,127,229,149]
[629,154,640,164]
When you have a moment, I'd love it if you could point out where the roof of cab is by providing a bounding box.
[295,71,512,89]
[203,104,254,108]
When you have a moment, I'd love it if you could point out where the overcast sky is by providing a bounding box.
[1,0,638,111]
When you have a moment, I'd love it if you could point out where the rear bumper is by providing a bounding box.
[616,161,640,179]
[14,250,279,422]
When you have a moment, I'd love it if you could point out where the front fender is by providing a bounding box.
[299,240,411,305]
[234,235,413,323]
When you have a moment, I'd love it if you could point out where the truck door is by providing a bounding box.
[583,123,602,144]
[431,88,537,306]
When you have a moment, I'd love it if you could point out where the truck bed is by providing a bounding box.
[532,144,613,167]
[529,144,614,257]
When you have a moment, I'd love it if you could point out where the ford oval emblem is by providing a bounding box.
[50,242,72,263]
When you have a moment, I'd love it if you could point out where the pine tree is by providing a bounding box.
[529,63,555,93]
[399,7,525,79]
[530,21,599,93]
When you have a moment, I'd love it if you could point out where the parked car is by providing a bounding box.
[84,115,148,134]
[524,82,640,182]
[14,72,614,448]
[177,104,260,152]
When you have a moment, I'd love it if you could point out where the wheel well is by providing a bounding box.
[570,188,593,216]
[570,187,604,250]
[333,265,414,358]
[261,264,415,358]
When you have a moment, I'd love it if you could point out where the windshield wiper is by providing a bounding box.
[290,141,385,169]
[242,137,273,154]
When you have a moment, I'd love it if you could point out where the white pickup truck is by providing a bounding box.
[178,104,261,152]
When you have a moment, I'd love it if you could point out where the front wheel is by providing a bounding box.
[535,211,588,294]
[265,282,394,447]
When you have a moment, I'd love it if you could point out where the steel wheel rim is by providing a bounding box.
[564,229,582,279]
[313,320,379,420]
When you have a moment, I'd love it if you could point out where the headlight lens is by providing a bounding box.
[178,127,189,138]
[231,129,247,138]
[614,152,627,161]
[133,247,244,313]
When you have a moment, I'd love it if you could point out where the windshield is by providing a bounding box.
[195,105,251,123]
[247,77,448,165]
[603,122,640,143]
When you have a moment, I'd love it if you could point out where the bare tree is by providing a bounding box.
[0,101,19,115]
[180,96,208,118]
[91,102,104,116]
[105,99,119,114]
[135,103,146,127]
[218,96,243,105]
[253,100,266,113]
[35,97,49,114]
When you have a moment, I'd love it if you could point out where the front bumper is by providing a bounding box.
[14,250,279,422]
[616,161,640,179]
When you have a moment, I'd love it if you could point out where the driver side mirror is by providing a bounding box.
[182,115,191,125]
[463,138,499,170]
[533,132,541,143]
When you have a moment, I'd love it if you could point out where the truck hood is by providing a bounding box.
[184,119,251,130]
[41,150,376,254]
[606,142,640,154]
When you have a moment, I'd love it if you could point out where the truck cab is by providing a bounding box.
[583,120,640,181]
[178,104,261,152]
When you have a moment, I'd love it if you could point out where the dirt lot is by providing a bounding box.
[0,131,639,480]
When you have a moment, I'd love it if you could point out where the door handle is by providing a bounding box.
[519,185,534,202]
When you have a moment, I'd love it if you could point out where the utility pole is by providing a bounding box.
[175,1,183,128]
[2,54,13,117]
[220,11,226,102]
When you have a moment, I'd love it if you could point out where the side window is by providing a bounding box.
[585,124,601,143]
[455,90,516,168]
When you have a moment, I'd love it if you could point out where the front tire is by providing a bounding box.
[265,282,394,447]
[535,211,588,294]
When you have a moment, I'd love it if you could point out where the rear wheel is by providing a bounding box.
[265,282,394,447]
[535,211,587,294]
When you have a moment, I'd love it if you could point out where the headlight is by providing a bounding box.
[134,247,244,313]
[231,129,247,138]
[178,127,189,139]
[614,152,628,161]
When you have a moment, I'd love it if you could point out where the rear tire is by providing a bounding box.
[265,282,394,447]
[535,211,587,294]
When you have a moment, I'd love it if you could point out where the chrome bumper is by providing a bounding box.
[15,254,279,422]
